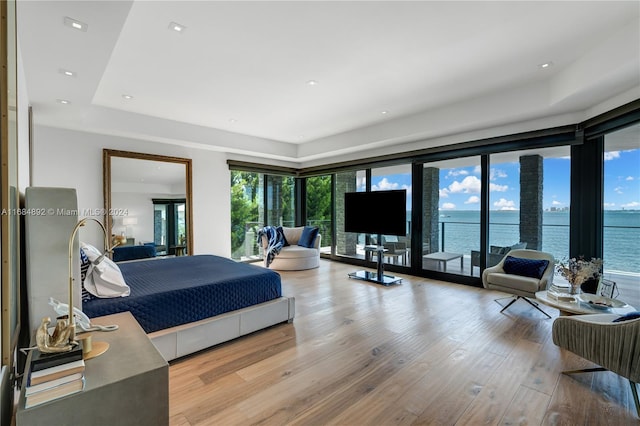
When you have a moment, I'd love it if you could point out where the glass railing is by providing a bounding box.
[434,221,639,275]
[241,217,639,277]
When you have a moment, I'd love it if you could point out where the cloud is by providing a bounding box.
[626,176,635,181]
[490,168,507,180]
[622,201,640,208]
[489,183,508,192]
[603,202,616,208]
[447,169,469,178]
[604,151,620,161]
[371,177,399,191]
[448,175,481,194]
[552,200,563,206]
[614,186,624,194]
[473,165,481,175]
[493,198,517,210]
[371,178,411,196]
[441,202,456,210]
[465,196,480,204]
[442,175,508,197]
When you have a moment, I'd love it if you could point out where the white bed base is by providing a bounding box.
[148,296,295,361]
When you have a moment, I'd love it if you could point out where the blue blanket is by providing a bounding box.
[257,226,285,267]
[83,255,282,333]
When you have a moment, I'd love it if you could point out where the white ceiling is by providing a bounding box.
[17,1,640,167]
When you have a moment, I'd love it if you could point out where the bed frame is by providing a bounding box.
[24,187,295,361]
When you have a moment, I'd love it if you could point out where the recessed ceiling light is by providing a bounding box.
[63,17,88,32]
[381,110,388,115]
[169,22,186,33]
[59,69,76,77]
[229,119,237,123]
[56,99,71,105]
[539,62,554,69]
[122,94,133,100]
[306,80,318,86]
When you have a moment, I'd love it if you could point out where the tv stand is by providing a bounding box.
[348,245,402,286]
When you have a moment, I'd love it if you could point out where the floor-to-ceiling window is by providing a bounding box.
[603,122,640,306]
[230,171,297,260]
[306,175,332,251]
[371,165,412,267]
[486,146,571,275]
[266,175,295,228]
[423,157,480,276]
[230,171,264,260]
[229,103,639,292]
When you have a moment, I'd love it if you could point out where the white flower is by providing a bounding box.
[555,257,603,287]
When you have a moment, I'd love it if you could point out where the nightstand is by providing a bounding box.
[16,312,168,425]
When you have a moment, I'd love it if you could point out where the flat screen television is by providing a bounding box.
[344,190,406,236]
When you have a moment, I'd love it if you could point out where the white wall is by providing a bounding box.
[31,125,231,257]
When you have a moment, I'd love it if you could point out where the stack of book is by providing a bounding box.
[547,282,576,302]
[25,345,85,408]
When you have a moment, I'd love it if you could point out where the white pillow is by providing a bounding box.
[80,242,130,298]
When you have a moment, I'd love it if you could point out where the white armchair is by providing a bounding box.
[482,248,555,318]
[261,226,321,271]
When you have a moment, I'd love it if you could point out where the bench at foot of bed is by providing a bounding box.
[148,296,295,361]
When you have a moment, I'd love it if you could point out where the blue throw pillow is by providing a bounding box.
[298,226,319,248]
[502,256,549,279]
[612,311,640,322]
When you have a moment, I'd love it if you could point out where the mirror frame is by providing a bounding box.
[103,149,193,257]
[1,0,20,368]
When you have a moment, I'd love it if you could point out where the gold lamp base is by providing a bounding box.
[77,333,109,360]
[83,341,109,360]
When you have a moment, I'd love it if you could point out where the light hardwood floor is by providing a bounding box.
[169,260,639,425]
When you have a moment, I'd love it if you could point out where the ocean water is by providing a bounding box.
[433,210,640,274]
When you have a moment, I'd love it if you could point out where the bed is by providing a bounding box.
[83,255,294,360]
[24,187,295,362]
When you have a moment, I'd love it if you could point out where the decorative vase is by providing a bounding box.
[569,284,581,295]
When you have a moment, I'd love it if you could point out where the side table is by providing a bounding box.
[535,290,636,316]
[422,252,463,273]
[16,311,169,426]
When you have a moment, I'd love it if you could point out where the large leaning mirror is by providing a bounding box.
[103,150,193,258]
[1,0,20,371]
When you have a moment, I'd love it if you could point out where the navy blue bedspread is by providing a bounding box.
[83,255,282,333]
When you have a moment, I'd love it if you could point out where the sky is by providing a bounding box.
[369,148,639,211]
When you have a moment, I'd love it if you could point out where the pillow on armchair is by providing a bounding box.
[298,226,319,248]
[503,255,549,279]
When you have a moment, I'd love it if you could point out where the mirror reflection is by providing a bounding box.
[104,150,193,260]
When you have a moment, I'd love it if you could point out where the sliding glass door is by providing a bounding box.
[422,157,480,276]
[306,175,332,252]
[487,146,570,274]
[371,165,412,267]
[603,123,640,307]
[230,171,263,260]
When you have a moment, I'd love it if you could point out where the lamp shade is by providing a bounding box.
[122,217,138,226]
